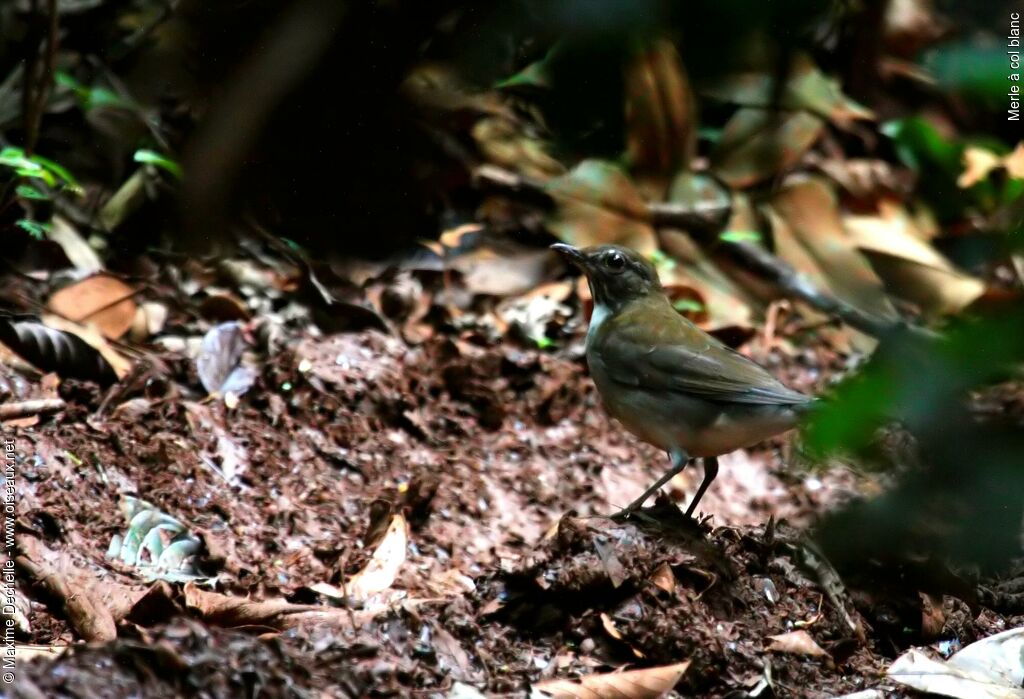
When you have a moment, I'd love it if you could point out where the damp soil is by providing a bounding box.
[8,329,1023,698]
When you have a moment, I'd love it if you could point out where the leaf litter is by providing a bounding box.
[9,296,1022,697]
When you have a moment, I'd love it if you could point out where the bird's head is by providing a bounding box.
[551,243,662,311]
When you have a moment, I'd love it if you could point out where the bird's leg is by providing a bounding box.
[684,456,719,518]
[613,448,690,518]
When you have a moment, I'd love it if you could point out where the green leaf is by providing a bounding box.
[648,249,676,272]
[54,70,80,89]
[16,184,49,200]
[0,147,42,172]
[30,154,79,188]
[56,71,131,111]
[0,147,79,190]
[134,149,183,179]
[86,87,130,110]
[15,167,55,186]
[719,230,762,243]
[496,46,555,91]
[672,298,705,313]
[16,219,50,239]
[803,370,894,456]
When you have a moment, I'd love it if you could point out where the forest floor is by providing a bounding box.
[9,319,1023,698]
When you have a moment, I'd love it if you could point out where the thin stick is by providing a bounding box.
[0,398,65,420]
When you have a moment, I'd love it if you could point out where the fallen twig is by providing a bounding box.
[0,398,65,420]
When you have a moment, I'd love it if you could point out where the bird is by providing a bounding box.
[551,242,813,518]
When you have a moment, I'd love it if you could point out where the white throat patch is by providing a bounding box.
[586,303,610,346]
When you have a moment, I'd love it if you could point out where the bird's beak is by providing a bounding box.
[551,243,588,271]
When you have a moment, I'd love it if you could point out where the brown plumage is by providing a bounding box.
[552,242,812,517]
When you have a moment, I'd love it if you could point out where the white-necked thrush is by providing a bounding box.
[552,243,812,517]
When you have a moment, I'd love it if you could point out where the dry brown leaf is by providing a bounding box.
[451,248,555,297]
[544,160,658,255]
[346,513,408,600]
[650,563,677,595]
[600,613,625,641]
[41,314,132,379]
[711,109,825,188]
[920,592,946,640]
[958,147,1003,188]
[959,143,1024,188]
[1003,142,1024,179]
[659,176,757,329]
[15,536,137,642]
[844,204,984,315]
[624,38,696,197]
[659,238,756,330]
[771,176,897,322]
[48,274,137,340]
[472,117,564,180]
[767,630,828,657]
[535,661,690,699]
[183,582,369,631]
[701,54,873,129]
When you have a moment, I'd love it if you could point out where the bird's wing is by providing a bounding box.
[593,301,810,406]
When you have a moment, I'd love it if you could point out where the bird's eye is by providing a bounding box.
[605,252,626,272]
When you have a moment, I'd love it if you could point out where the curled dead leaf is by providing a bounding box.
[650,563,677,595]
[535,661,690,699]
[767,630,828,657]
[183,582,363,632]
[346,513,408,601]
[624,38,696,196]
